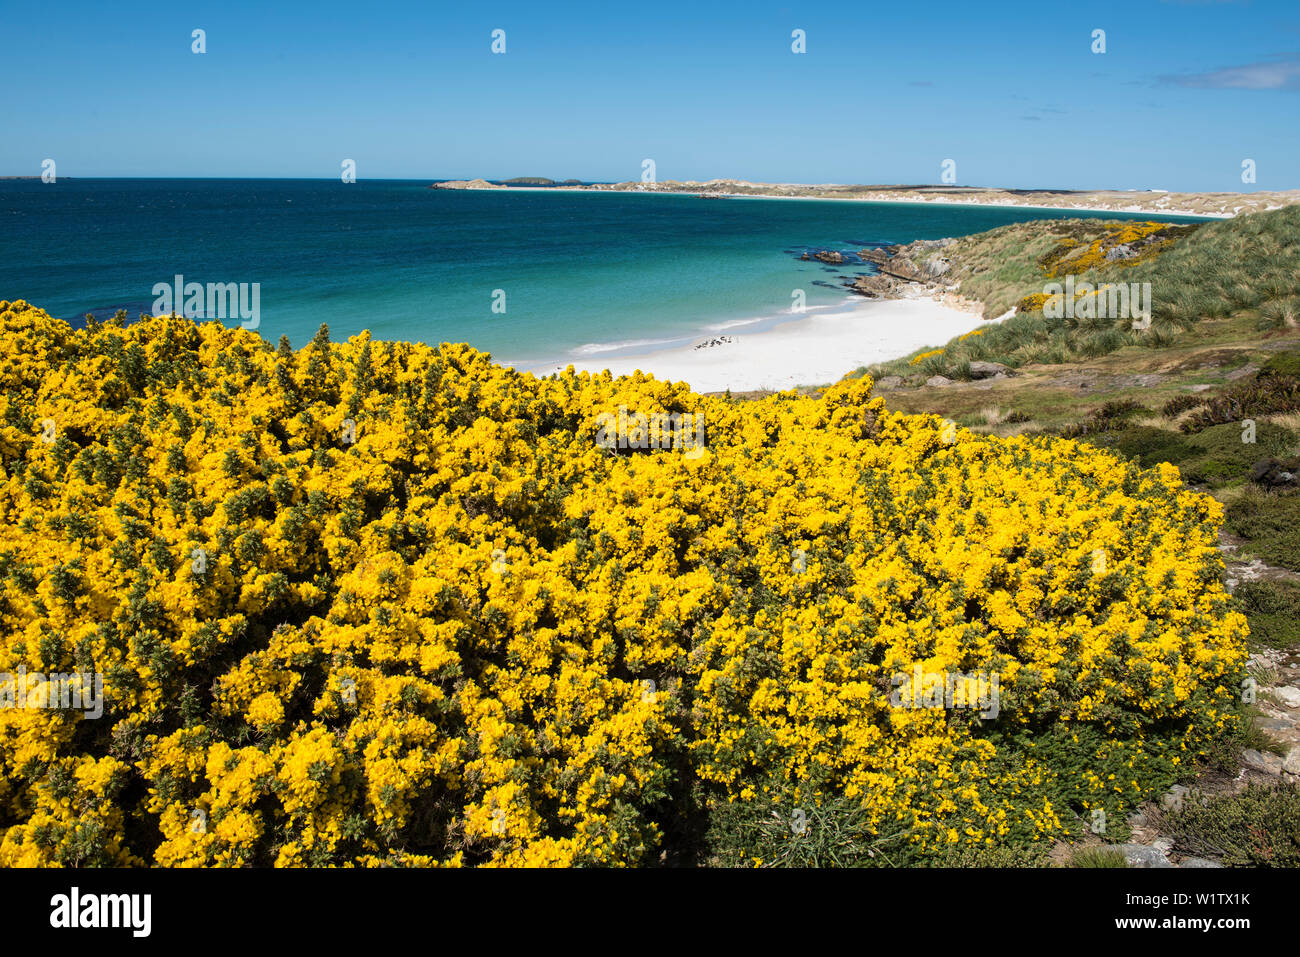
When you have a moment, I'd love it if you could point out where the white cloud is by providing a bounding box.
[1165,57,1300,90]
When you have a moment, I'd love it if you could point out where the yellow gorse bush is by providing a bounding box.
[1040,221,1173,277]
[909,349,944,366]
[0,300,1247,866]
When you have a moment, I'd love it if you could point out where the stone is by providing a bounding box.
[1225,363,1261,381]
[925,375,953,388]
[1255,717,1293,733]
[1284,748,1300,775]
[1179,857,1224,869]
[1243,748,1284,774]
[921,256,951,278]
[1117,844,1173,868]
[967,361,1012,379]
[1250,458,1278,483]
[1275,686,1300,709]
[1160,784,1190,811]
[849,275,900,299]
[1250,457,1300,488]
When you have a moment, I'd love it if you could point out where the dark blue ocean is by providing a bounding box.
[0,179,1208,366]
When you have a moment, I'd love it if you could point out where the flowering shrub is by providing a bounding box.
[1039,221,1177,277]
[0,300,1248,866]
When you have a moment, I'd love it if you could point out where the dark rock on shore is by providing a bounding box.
[847,275,900,299]
[847,239,956,299]
[801,250,846,264]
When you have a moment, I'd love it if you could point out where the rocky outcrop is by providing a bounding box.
[967,361,1013,380]
[846,274,903,299]
[1115,843,1174,868]
[800,250,846,264]
[846,240,957,301]
[430,179,498,190]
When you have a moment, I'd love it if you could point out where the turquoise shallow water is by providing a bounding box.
[0,179,1208,365]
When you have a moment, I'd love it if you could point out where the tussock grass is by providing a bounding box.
[1070,846,1128,868]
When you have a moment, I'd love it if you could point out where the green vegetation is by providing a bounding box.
[1088,420,1299,489]
[1226,488,1300,572]
[1159,784,1300,867]
[1262,350,1300,378]
[1231,580,1300,648]
[702,791,1054,868]
[1182,372,1300,431]
[1198,711,1285,775]
[1069,846,1128,868]
[703,792,917,868]
[1059,399,1150,438]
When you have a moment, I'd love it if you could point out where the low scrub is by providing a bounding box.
[1160,784,1300,867]
[1232,580,1300,649]
[1226,489,1300,572]
[1181,374,1300,433]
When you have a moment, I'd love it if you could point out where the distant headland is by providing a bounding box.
[430,176,587,189]
[430,176,1300,218]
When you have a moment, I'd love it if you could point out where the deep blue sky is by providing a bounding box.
[6,0,1299,190]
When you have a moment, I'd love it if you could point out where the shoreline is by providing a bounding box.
[705,191,1232,220]
[517,293,1000,393]
[436,184,1242,220]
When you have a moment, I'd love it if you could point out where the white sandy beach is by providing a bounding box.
[524,295,1003,393]
[454,184,1236,219]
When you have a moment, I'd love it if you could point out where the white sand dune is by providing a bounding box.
[524,296,1002,393]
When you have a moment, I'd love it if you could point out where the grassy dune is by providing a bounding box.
[858,206,1300,382]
